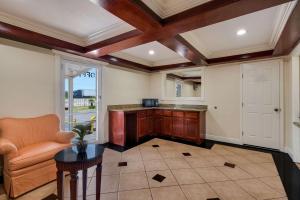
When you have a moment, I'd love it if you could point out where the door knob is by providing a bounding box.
[274,108,281,112]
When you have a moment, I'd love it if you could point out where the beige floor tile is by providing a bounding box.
[156,145,175,152]
[118,189,152,200]
[78,166,96,178]
[119,172,149,191]
[270,197,288,200]
[259,176,286,195]
[240,163,277,178]
[172,168,204,185]
[260,162,278,175]
[143,159,169,171]
[103,149,122,163]
[211,148,237,156]
[121,149,142,162]
[181,183,219,200]
[194,167,229,182]
[205,155,229,167]
[244,152,274,163]
[141,149,163,161]
[165,158,191,169]
[159,150,183,158]
[64,176,88,197]
[236,179,285,199]
[151,186,187,200]
[147,170,178,188]
[120,161,145,174]
[222,154,252,165]
[216,166,253,180]
[88,175,119,194]
[102,162,121,175]
[87,193,117,200]
[209,181,255,200]
[184,157,213,168]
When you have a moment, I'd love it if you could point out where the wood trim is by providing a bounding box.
[100,55,152,72]
[0,21,86,53]
[273,1,300,55]
[207,50,274,65]
[167,74,201,80]
[151,62,196,71]
[93,0,161,32]
[158,35,207,65]
[85,30,142,52]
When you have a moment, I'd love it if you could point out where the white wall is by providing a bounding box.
[100,66,150,142]
[0,39,55,118]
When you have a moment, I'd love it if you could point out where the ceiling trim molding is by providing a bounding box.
[84,21,134,46]
[110,51,153,66]
[0,11,85,46]
[269,1,297,48]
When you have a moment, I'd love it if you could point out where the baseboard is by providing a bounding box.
[206,134,242,145]
[285,146,300,163]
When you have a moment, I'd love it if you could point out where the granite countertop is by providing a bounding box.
[108,104,207,112]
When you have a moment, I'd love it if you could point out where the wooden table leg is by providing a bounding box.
[70,171,78,200]
[57,170,64,200]
[96,163,102,200]
[82,169,87,200]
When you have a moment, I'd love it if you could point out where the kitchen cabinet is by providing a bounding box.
[109,108,206,146]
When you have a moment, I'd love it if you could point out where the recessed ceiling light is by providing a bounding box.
[237,29,247,36]
[148,50,155,55]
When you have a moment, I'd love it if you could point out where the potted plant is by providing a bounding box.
[72,123,92,153]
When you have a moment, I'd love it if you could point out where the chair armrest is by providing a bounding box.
[0,138,18,156]
[55,131,75,144]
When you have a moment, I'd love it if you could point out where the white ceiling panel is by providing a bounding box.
[0,0,134,45]
[181,2,295,58]
[111,41,189,66]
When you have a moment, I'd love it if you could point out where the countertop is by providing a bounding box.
[108,106,207,112]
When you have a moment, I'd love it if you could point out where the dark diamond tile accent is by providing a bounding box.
[182,152,192,156]
[207,198,220,200]
[118,162,127,167]
[224,162,235,168]
[152,174,166,182]
[152,144,159,147]
[42,194,58,200]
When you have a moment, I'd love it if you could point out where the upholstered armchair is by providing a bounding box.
[0,114,75,198]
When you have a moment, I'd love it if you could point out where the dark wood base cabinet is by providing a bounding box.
[109,109,206,146]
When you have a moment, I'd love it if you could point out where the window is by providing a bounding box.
[175,81,182,97]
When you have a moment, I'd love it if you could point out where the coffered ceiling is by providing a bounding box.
[0,0,134,46]
[0,0,299,72]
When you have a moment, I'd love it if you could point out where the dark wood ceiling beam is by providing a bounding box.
[158,35,207,65]
[0,21,86,53]
[92,0,161,32]
[85,29,142,52]
[100,55,152,72]
[90,0,292,56]
[207,50,274,65]
[151,62,196,71]
[273,1,300,55]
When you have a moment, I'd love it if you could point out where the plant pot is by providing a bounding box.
[76,140,87,153]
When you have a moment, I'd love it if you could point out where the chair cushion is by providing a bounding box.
[8,142,70,171]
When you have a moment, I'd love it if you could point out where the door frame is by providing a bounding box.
[240,59,284,151]
[54,53,104,143]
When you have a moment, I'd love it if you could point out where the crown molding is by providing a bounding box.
[152,56,189,66]
[208,44,272,59]
[143,0,209,19]
[269,1,297,48]
[0,11,135,47]
[84,22,134,46]
[0,12,85,46]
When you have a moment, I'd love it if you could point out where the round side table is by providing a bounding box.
[54,144,104,200]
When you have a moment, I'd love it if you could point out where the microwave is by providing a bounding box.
[142,99,159,107]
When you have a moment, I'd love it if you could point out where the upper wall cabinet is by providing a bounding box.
[163,68,205,101]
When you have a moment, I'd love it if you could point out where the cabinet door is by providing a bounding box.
[154,117,162,134]
[148,116,154,135]
[184,118,199,140]
[162,116,172,135]
[138,117,148,137]
[172,117,185,138]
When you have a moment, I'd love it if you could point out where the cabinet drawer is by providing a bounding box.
[163,110,172,116]
[173,111,184,117]
[138,110,147,117]
[154,109,163,115]
[185,112,199,119]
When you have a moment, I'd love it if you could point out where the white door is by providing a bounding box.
[242,60,280,149]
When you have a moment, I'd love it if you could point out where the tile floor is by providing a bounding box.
[0,138,287,200]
